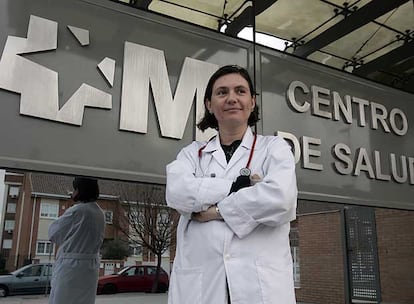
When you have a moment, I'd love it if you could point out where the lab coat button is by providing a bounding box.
[224,254,231,260]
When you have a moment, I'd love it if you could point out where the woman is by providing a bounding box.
[48,177,105,304]
[166,65,298,304]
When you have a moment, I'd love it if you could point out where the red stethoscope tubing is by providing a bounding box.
[245,133,257,169]
[198,133,257,169]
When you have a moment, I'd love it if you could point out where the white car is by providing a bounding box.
[0,263,52,297]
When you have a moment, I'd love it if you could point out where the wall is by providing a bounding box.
[295,211,345,304]
[376,208,414,304]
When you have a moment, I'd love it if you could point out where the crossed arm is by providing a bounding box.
[166,139,297,238]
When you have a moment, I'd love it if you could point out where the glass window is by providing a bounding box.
[21,265,42,277]
[9,186,19,198]
[129,244,142,256]
[3,239,12,249]
[4,220,15,231]
[290,226,300,288]
[7,203,16,213]
[291,246,300,288]
[136,267,144,276]
[36,241,54,255]
[104,211,113,224]
[147,266,157,275]
[125,266,144,276]
[124,267,136,276]
[44,264,52,277]
[40,202,59,219]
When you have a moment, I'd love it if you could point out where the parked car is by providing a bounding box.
[97,265,169,294]
[0,263,53,297]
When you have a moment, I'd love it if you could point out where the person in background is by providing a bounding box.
[48,177,105,304]
[166,65,298,304]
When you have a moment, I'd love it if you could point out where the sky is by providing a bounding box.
[237,27,290,51]
[219,25,290,51]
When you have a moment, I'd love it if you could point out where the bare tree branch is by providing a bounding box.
[113,183,179,293]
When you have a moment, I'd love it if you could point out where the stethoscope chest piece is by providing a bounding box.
[239,167,251,176]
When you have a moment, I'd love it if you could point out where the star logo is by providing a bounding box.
[0,14,219,140]
[0,15,114,126]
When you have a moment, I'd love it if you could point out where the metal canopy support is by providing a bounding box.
[225,0,279,36]
[293,0,410,57]
[354,40,414,76]
[130,0,152,9]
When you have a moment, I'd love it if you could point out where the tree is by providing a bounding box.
[117,183,179,293]
[102,239,129,260]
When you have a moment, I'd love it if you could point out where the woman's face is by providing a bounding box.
[206,73,255,130]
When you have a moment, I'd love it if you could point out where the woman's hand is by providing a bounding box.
[191,205,222,222]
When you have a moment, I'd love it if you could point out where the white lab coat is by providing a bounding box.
[166,127,297,304]
[48,202,105,304]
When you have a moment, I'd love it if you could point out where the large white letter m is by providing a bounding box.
[120,42,218,140]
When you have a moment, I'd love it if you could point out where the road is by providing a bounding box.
[0,293,168,304]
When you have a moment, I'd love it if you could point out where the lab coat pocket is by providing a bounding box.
[170,266,203,304]
[255,258,296,304]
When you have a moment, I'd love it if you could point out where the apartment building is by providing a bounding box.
[0,171,172,274]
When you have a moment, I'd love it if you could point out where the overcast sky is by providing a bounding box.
[237,27,289,51]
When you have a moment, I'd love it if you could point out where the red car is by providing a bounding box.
[97,265,169,294]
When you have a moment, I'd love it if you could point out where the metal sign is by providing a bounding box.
[0,0,248,183]
[0,15,217,140]
[260,48,413,209]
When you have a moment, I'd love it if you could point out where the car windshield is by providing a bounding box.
[116,266,131,275]
[11,265,39,276]
[11,264,52,276]
[11,266,30,275]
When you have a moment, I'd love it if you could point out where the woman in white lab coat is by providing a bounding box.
[48,177,105,304]
[166,65,297,304]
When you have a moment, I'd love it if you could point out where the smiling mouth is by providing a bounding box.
[224,108,241,111]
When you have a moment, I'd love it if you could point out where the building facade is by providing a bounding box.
[0,171,173,275]
[0,0,413,303]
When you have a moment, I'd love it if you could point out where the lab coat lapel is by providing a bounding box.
[203,136,227,170]
[225,127,255,174]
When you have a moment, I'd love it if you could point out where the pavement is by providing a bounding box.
[0,293,168,304]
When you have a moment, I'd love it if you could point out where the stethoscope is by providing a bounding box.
[197,133,257,177]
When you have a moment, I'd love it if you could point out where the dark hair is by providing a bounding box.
[197,65,260,131]
[72,177,99,202]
